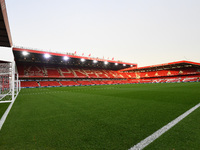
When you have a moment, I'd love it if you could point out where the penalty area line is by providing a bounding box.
[129,103,200,150]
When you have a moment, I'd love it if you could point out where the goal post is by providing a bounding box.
[0,61,20,103]
[0,61,21,130]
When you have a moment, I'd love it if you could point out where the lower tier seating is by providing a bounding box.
[90,80,106,85]
[21,81,39,87]
[39,81,61,87]
[76,81,94,85]
[20,75,199,88]
[60,81,80,86]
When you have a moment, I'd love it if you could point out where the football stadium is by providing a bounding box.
[0,0,200,149]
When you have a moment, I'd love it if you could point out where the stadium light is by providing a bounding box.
[63,56,69,61]
[44,53,51,59]
[104,61,108,65]
[81,58,85,62]
[22,51,29,56]
[115,63,118,66]
[93,60,98,63]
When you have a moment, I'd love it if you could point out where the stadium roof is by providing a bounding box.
[120,60,200,72]
[0,0,12,47]
[13,47,137,70]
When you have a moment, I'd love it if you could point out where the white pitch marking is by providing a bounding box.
[0,93,19,130]
[129,103,200,150]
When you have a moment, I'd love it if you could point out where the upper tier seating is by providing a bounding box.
[45,67,61,77]
[17,63,125,79]
[127,68,200,79]
[18,64,45,78]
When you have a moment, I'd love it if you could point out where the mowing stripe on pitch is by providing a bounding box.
[129,103,200,150]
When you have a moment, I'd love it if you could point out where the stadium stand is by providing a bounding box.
[13,49,200,88]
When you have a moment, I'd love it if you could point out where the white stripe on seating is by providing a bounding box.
[129,103,200,150]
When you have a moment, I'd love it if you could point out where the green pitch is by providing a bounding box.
[0,103,10,119]
[0,82,200,150]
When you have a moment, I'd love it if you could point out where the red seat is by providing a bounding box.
[21,81,39,87]
[39,81,61,87]
[60,81,80,86]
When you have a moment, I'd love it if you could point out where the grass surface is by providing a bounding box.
[146,107,200,150]
[0,82,199,150]
[0,103,10,119]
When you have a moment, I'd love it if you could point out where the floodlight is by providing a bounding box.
[44,53,51,58]
[104,61,108,65]
[63,56,69,61]
[22,51,29,56]
[93,60,98,63]
[81,58,85,62]
[115,63,118,66]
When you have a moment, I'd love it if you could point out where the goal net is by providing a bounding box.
[0,62,20,103]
